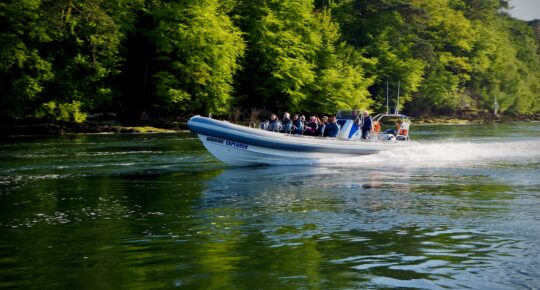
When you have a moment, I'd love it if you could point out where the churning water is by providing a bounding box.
[324,139,540,168]
[1,122,539,289]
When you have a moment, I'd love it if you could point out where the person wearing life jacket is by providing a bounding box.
[324,116,340,137]
[267,113,281,132]
[360,110,372,139]
[281,112,292,133]
[291,114,303,134]
[317,116,328,136]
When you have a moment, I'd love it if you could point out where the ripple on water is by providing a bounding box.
[1,130,539,289]
[323,226,539,289]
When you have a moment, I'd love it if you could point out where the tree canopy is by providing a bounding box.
[0,0,538,122]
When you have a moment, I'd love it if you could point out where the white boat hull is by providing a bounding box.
[188,116,416,166]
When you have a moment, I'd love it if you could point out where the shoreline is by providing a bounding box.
[412,113,540,125]
[0,121,187,137]
[1,114,539,137]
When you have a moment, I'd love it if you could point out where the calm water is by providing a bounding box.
[1,123,540,289]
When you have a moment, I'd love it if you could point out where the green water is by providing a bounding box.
[1,123,540,289]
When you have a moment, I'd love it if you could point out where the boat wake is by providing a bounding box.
[316,140,540,168]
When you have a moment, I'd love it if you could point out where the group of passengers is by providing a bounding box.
[260,112,341,138]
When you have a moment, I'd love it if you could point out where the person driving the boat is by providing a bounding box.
[361,111,372,139]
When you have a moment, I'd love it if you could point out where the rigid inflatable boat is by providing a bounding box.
[188,111,418,166]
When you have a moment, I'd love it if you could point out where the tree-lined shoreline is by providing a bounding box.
[1,0,539,126]
[2,112,538,136]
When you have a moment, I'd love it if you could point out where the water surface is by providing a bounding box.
[1,123,540,289]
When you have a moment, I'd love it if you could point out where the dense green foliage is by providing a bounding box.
[151,0,245,115]
[1,0,539,122]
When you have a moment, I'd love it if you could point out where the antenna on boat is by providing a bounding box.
[386,80,389,114]
[395,81,400,115]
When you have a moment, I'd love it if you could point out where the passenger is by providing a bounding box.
[292,114,303,135]
[304,116,319,136]
[321,116,328,123]
[361,110,372,139]
[281,112,292,133]
[317,116,328,136]
[324,116,340,138]
[352,109,361,125]
[300,115,307,134]
[267,113,281,132]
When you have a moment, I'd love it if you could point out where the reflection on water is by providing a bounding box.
[1,124,540,289]
[328,226,534,289]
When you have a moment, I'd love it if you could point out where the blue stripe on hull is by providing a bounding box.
[349,123,359,138]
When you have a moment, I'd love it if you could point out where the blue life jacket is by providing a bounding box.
[292,119,304,134]
[281,118,292,133]
[267,119,281,132]
[325,122,340,137]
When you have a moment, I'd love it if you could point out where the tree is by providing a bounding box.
[333,0,426,112]
[1,0,539,122]
[0,0,54,120]
[0,0,141,122]
[151,0,245,115]
[234,0,320,112]
[408,0,476,114]
[308,10,374,113]
[467,12,540,114]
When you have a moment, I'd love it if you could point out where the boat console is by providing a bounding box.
[335,110,411,142]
